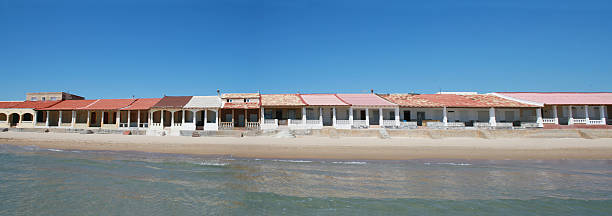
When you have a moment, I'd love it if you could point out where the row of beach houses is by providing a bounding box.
[1,91,610,135]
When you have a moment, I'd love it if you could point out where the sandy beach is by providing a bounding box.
[1,131,611,160]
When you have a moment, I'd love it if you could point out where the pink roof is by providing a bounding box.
[121,98,162,110]
[80,99,136,110]
[298,94,349,106]
[38,100,98,110]
[496,92,612,105]
[336,94,396,106]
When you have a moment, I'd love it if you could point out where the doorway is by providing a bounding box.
[416,112,425,126]
[403,111,411,121]
[9,113,19,127]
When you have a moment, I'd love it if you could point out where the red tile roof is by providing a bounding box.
[222,93,260,99]
[495,92,612,105]
[381,94,538,108]
[261,94,305,106]
[10,101,61,109]
[121,98,162,110]
[0,101,24,108]
[80,99,137,110]
[38,100,98,110]
[298,94,349,106]
[336,94,397,107]
[222,102,260,109]
[152,96,193,108]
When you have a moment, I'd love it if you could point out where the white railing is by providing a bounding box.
[306,120,321,125]
[400,121,418,127]
[173,123,182,127]
[352,120,368,127]
[572,119,587,124]
[263,119,277,125]
[495,122,514,128]
[426,122,445,127]
[336,120,350,125]
[473,122,491,127]
[151,122,161,127]
[542,118,557,124]
[588,119,604,125]
[246,122,260,129]
[288,119,302,125]
[446,122,465,127]
[382,120,397,127]
[119,123,129,128]
[139,123,148,128]
[278,120,288,125]
[220,122,233,129]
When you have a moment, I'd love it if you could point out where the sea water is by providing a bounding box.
[0,144,610,215]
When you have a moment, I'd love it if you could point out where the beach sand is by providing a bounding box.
[1,131,611,160]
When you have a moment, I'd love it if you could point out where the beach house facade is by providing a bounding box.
[149,96,193,135]
[335,94,400,129]
[0,101,60,128]
[380,93,542,129]
[182,96,222,131]
[493,92,611,128]
[219,93,261,130]
[260,94,306,130]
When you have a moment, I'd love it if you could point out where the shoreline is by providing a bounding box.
[1,131,612,160]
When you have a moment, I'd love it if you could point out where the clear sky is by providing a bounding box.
[1,0,611,100]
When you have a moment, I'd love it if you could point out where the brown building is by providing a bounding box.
[26,92,85,101]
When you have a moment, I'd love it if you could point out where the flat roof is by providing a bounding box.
[336,94,396,107]
[495,92,612,105]
[298,94,349,106]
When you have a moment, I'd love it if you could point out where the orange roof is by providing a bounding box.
[10,101,61,109]
[121,98,162,110]
[222,93,260,99]
[38,100,98,110]
[381,94,539,108]
[80,99,137,110]
[0,101,23,108]
[223,102,260,109]
[261,94,305,106]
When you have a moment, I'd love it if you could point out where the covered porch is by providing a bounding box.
[541,105,607,126]
[220,109,260,130]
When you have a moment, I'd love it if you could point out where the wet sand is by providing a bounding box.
[1,132,611,160]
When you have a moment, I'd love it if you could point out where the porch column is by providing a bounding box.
[86,111,90,127]
[302,107,306,124]
[261,107,265,123]
[319,107,323,125]
[584,105,589,123]
[45,111,49,127]
[171,111,175,126]
[33,111,37,125]
[182,110,185,124]
[244,109,248,125]
[349,107,354,125]
[137,110,140,128]
[365,108,369,127]
[204,110,208,127]
[332,107,336,126]
[489,107,497,127]
[71,111,76,128]
[568,106,574,125]
[536,108,543,127]
[553,105,558,124]
[58,111,62,127]
[127,110,131,128]
[601,105,606,124]
[115,111,120,127]
[379,108,383,126]
[231,109,235,124]
[101,111,105,127]
[443,107,448,126]
[192,110,196,124]
[395,107,400,127]
[160,110,164,127]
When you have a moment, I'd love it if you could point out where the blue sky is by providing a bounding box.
[1,0,611,100]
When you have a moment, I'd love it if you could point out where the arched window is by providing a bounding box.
[22,113,33,121]
[0,113,6,121]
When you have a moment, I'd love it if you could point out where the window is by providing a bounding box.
[244,99,250,103]
[31,97,37,101]
[50,97,58,101]
[227,99,233,103]
[42,97,46,101]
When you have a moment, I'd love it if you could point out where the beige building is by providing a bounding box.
[26,92,84,101]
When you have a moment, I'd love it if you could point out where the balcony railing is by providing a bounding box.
[572,119,587,124]
[446,122,465,127]
[306,120,321,125]
[588,119,604,125]
[336,120,350,125]
[352,120,368,127]
[474,122,491,127]
[220,122,233,129]
[288,119,302,125]
[172,123,182,127]
[119,123,129,128]
[263,119,277,125]
[542,118,557,124]
[246,122,260,129]
[382,120,397,127]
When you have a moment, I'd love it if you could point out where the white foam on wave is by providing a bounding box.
[424,162,472,166]
[47,148,64,152]
[331,161,367,165]
[196,161,228,166]
[272,159,313,163]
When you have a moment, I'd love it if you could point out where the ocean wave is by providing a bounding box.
[424,162,471,166]
[195,161,227,166]
[47,148,64,152]
[331,161,367,165]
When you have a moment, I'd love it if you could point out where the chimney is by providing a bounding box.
[370,89,374,94]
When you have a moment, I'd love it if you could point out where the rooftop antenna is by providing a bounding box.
[216,89,220,96]
[132,95,135,99]
[370,89,374,94]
